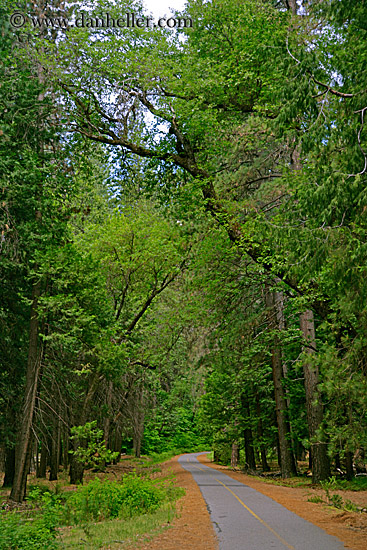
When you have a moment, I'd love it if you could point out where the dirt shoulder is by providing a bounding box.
[130,455,218,550]
[197,454,367,550]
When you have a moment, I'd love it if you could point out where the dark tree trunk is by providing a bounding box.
[256,393,270,471]
[276,432,282,468]
[335,452,341,471]
[132,386,144,458]
[300,310,330,482]
[3,447,15,487]
[37,441,48,478]
[49,424,60,481]
[242,397,256,470]
[103,380,113,448]
[244,427,256,470]
[10,280,42,501]
[69,454,84,485]
[62,420,69,469]
[68,373,100,484]
[133,431,143,458]
[266,289,297,478]
[295,441,306,461]
[271,346,298,477]
[113,425,123,463]
[345,451,354,480]
[354,449,366,474]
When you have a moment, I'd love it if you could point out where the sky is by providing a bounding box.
[143,0,186,16]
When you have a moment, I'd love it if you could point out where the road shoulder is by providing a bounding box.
[197,454,367,550]
[129,455,218,550]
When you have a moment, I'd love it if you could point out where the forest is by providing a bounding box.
[1,0,367,534]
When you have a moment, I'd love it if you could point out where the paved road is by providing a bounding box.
[178,453,348,550]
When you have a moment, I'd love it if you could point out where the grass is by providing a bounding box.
[57,501,178,549]
[248,475,313,489]
[332,477,367,492]
[0,454,186,550]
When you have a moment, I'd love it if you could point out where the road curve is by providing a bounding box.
[178,453,349,550]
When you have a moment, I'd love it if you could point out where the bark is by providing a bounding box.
[345,451,354,480]
[103,380,113,448]
[10,280,42,501]
[112,425,123,463]
[300,310,330,482]
[36,440,48,478]
[266,289,297,478]
[354,449,366,474]
[256,393,270,471]
[132,386,144,458]
[49,420,60,481]
[295,441,306,462]
[241,397,256,470]
[69,452,84,485]
[69,373,101,484]
[271,345,297,477]
[3,446,15,487]
[231,443,240,468]
[285,0,298,15]
[276,433,282,468]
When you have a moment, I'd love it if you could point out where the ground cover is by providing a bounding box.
[0,454,185,550]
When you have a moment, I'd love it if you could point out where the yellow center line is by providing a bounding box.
[213,477,295,550]
[188,461,294,550]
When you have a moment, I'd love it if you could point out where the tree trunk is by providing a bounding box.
[231,442,239,468]
[295,441,306,462]
[68,373,101,484]
[103,380,113,448]
[10,280,42,501]
[271,345,298,477]
[69,452,84,485]
[132,386,144,458]
[300,310,330,482]
[266,289,297,478]
[3,446,15,487]
[256,393,270,471]
[37,440,48,478]
[49,422,60,481]
[242,397,256,470]
[335,452,341,471]
[113,424,123,463]
[345,451,354,480]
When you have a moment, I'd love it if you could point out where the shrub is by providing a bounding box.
[0,512,58,550]
[63,473,165,524]
[307,495,324,504]
[119,472,164,517]
[69,421,119,471]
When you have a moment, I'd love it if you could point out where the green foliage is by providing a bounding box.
[69,421,119,471]
[307,495,324,504]
[63,474,165,524]
[2,0,367,501]
[329,477,367,492]
[0,512,58,550]
[319,476,361,512]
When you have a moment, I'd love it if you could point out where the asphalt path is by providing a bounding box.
[178,453,349,550]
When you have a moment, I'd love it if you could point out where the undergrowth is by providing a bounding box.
[0,470,184,549]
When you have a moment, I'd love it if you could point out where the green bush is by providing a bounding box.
[0,512,58,550]
[69,421,119,471]
[63,473,165,524]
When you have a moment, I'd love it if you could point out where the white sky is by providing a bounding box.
[143,0,186,16]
